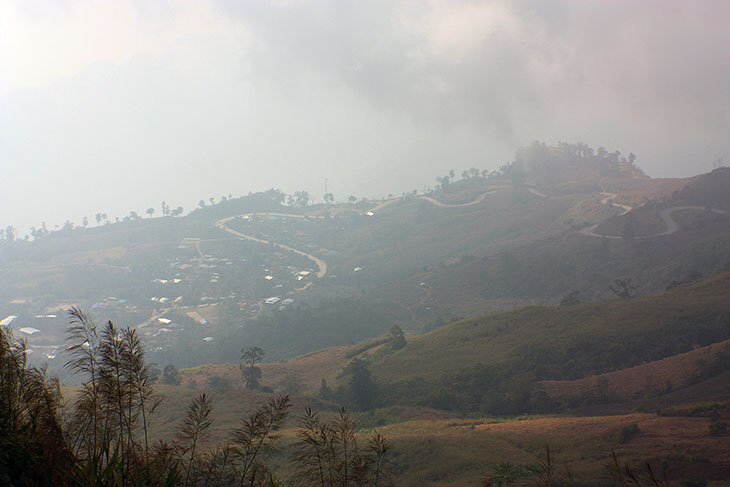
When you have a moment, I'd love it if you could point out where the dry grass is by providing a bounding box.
[180,342,365,397]
[542,339,730,401]
[376,412,730,486]
[371,271,730,383]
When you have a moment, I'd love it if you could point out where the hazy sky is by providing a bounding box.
[2,0,729,234]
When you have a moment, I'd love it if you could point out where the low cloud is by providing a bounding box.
[2,0,728,232]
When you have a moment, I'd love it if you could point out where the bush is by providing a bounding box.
[162,364,181,385]
[208,375,231,392]
[709,420,728,437]
[618,423,640,443]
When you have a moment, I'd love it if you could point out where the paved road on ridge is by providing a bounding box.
[212,188,728,291]
[579,198,729,239]
[212,190,505,283]
[418,189,503,208]
[215,214,329,278]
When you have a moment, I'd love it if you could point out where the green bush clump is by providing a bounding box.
[617,423,640,443]
[709,420,728,437]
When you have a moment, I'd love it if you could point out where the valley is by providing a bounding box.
[3,143,730,485]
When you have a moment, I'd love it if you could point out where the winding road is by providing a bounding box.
[579,197,729,239]
[418,189,502,208]
[210,187,728,291]
[598,192,633,215]
[212,189,506,282]
[215,214,328,278]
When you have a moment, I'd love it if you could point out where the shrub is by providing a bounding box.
[709,420,728,437]
[618,423,640,443]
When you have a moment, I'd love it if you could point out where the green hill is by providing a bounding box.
[3,143,730,378]
[371,270,730,412]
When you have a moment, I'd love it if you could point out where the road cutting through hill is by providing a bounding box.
[418,189,502,208]
[580,201,729,239]
[213,190,506,282]
[215,214,328,278]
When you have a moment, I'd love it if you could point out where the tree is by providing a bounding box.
[171,206,183,217]
[388,324,406,350]
[162,364,181,385]
[265,188,287,205]
[241,346,265,390]
[4,226,15,241]
[146,208,155,218]
[502,161,526,187]
[199,200,206,209]
[436,175,450,191]
[161,201,170,216]
[609,278,637,299]
[559,291,580,306]
[294,190,310,208]
[82,216,88,228]
[348,358,377,410]
[348,195,357,203]
[95,213,102,226]
[318,378,333,400]
[147,363,161,383]
[323,192,334,205]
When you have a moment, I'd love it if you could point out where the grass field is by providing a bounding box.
[141,381,730,486]
[371,271,730,384]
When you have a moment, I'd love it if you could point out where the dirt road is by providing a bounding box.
[215,215,328,278]
[580,202,729,239]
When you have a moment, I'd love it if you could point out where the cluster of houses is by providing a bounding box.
[3,231,325,365]
[1,313,62,361]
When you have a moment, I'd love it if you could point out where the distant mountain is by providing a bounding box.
[2,143,729,371]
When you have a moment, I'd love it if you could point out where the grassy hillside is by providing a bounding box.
[161,270,730,415]
[4,145,730,382]
[542,339,730,402]
[371,270,730,392]
[53,263,730,486]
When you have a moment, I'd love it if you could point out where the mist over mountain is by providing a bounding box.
[2,0,728,233]
[2,2,730,486]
